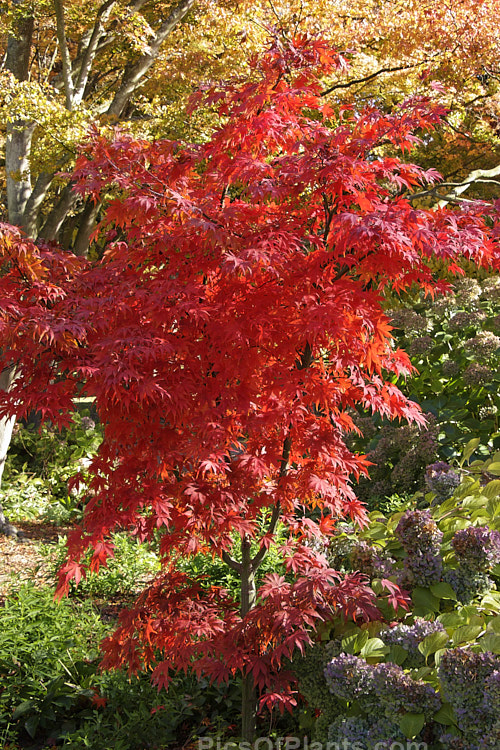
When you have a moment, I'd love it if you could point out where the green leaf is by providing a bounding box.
[483,482,500,503]
[434,702,458,727]
[341,629,368,655]
[24,715,39,738]
[462,437,481,465]
[488,463,500,476]
[398,712,425,738]
[434,647,447,667]
[12,700,34,720]
[411,587,441,613]
[481,592,500,613]
[431,582,458,601]
[452,625,483,645]
[437,612,467,628]
[480,633,500,654]
[387,644,408,665]
[360,637,388,659]
[418,631,449,658]
[487,616,500,634]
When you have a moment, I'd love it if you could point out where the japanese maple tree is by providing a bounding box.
[0,36,498,739]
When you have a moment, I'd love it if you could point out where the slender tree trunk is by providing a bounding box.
[0,367,19,537]
[240,536,257,742]
[0,2,35,535]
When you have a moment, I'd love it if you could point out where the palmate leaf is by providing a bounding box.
[0,33,499,714]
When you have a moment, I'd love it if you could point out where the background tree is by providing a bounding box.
[1,37,498,738]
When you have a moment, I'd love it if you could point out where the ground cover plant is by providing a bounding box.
[292,445,500,748]
[1,34,500,743]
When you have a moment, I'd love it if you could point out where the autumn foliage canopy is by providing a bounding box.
[0,37,498,710]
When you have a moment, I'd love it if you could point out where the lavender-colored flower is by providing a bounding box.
[448,310,485,331]
[381,618,446,667]
[454,277,482,303]
[442,358,461,377]
[425,462,461,502]
[388,308,428,334]
[324,653,378,713]
[439,734,475,750]
[402,550,443,587]
[80,416,96,431]
[328,716,406,750]
[443,567,493,604]
[464,331,500,361]
[452,526,500,571]
[480,277,500,300]
[439,648,500,738]
[395,509,443,554]
[463,363,493,386]
[373,661,441,718]
[484,669,500,712]
[408,335,434,357]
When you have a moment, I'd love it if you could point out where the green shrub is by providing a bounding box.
[0,584,242,749]
[2,411,102,524]
[42,532,161,599]
[350,276,500,506]
[0,583,108,746]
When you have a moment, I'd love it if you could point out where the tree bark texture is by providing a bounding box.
[240,536,258,742]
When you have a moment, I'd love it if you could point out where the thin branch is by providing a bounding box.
[73,0,117,106]
[222,550,242,573]
[321,62,421,96]
[409,163,500,206]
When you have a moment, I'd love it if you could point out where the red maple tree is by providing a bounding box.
[0,36,498,739]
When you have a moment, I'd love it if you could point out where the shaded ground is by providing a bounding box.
[0,520,68,598]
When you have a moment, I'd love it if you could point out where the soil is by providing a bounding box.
[0,520,69,598]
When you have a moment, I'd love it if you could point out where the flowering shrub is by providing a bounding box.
[292,449,500,747]
[350,275,500,507]
[387,277,500,459]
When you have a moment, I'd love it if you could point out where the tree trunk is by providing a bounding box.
[0,367,19,537]
[240,536,257,742]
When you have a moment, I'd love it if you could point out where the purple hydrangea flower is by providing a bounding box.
[439,648,500,739]
[402,550,443,587]
[381,618,446,667]
[452,526,500,571]
[463,363,493,386]
[443,567,493,604]
[324,653,376,712]
[425,462,461,502]
[395,509,443,554]
[372,661,441,719]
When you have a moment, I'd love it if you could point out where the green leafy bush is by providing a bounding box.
[42,532,161,599]
[390,276,500,457]
[0,584,108,746]
[0,584,242,749]
[2,410,102,524]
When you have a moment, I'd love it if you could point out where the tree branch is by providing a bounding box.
[408,163,500,206]
[222,550,242,573]
[54,0,75,110]
[107,0,196,117]
[321,62,421,96]
[73,0,117,106]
